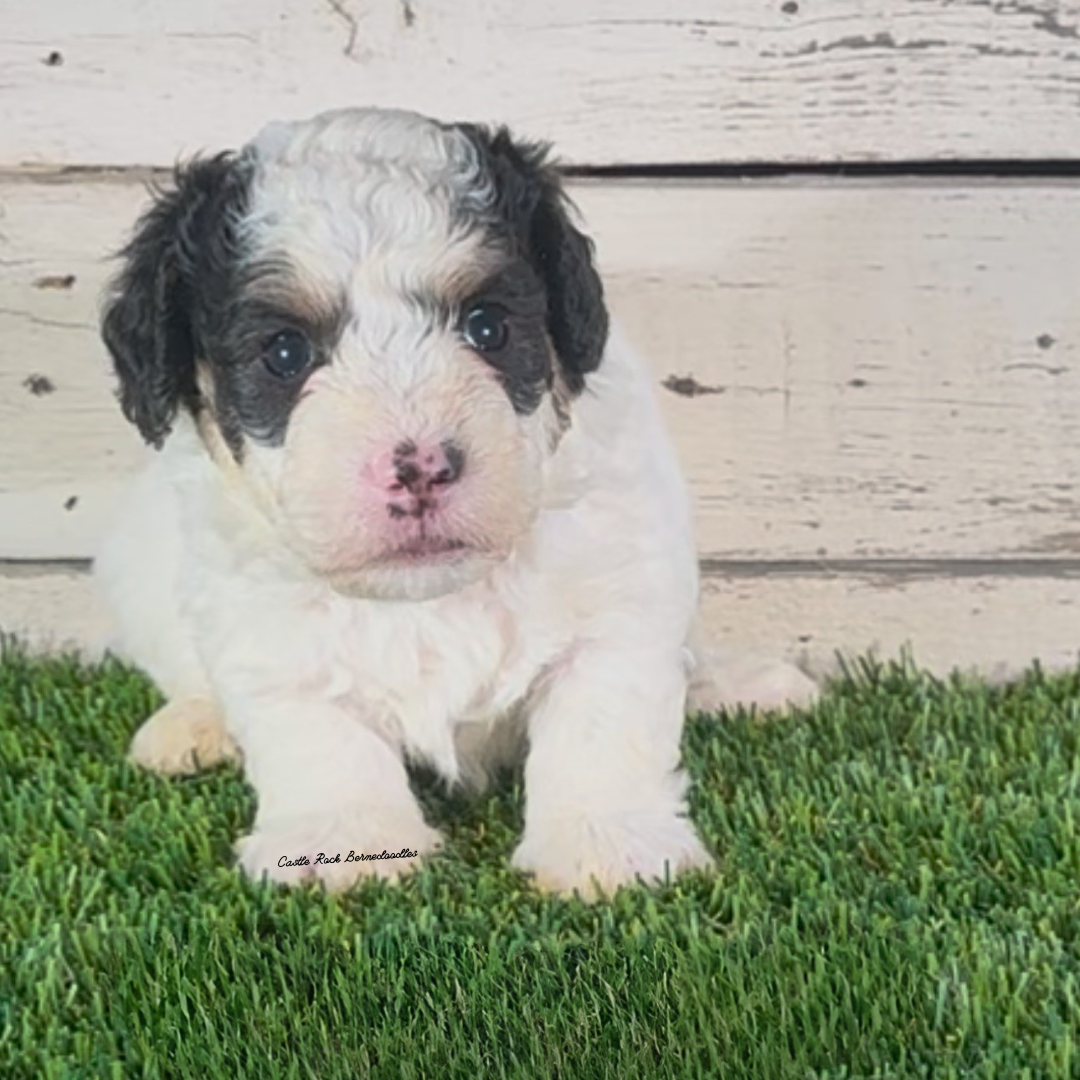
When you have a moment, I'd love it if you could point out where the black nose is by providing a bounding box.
[392,439,465,495]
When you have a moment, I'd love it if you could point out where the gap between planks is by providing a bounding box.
[8,558,1080,582]
[10,164,1080,187]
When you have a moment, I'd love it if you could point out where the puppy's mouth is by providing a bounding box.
[319,534,503,600]
[373,537,470,565]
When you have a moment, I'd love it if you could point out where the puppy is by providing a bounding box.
[95,108,816,898]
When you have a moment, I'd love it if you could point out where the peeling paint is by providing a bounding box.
[325,0,359,58]
[1027,3,1080,40]
[971,43,1037,57]
[784,31,948,58]
[823,32,948,53]
[22,374,55,396]
[662,374,725,397]
[32,274,76,290]
[1003,361,1066,375]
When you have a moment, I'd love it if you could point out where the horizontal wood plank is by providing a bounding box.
[581,178,1080,561]
[0,566,108,656]
[4,0,1080,167]
[4,175,1080,561]
[5,564,1079,682]
[696,570,1080,683]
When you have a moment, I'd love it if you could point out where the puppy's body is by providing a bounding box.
[95,108,815,897]
[99,322,696,786]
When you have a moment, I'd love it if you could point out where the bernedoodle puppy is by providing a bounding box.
[95,108,817,898]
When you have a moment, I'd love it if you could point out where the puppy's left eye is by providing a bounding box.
[462,303,510,353]
[263,329,313,379]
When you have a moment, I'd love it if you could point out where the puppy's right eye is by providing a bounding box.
[263,329,312,379]
[462,303,510,353]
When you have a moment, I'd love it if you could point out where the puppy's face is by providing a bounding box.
[102,110,608,599]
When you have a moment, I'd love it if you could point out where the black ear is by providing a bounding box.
[453,125,609,393]
[101,153,250,448]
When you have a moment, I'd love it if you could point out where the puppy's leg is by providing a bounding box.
[128,696,241,776]
[231,699,441,892]
[95,457,234,770]
[684,623,818,715]
[686,646,819,716]
[512,642,712,900]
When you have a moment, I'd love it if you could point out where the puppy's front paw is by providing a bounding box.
[236,806,441,892]
[512,811,713,900]
[688,652,819,716]
[128,697,242,776]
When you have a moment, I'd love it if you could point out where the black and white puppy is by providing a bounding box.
[95,108,816,897]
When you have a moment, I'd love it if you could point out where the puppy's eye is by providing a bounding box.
[462,303,510,353]
[263,329,312,379]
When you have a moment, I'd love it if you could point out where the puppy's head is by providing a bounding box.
[102,109,608,600]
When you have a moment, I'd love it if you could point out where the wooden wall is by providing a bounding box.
[3,0,1080,678]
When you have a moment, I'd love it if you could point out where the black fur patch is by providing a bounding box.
[102,156,346,455]
[449,124,609,402]
[101,153,254,450]
[200,274,346,450]
[458,258,552,415]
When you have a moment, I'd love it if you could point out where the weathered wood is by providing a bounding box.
[0,566,109,656]
[5,564,1080,682]
[0,176,150,557]
[696,569,1080,682]
[582,178,1080,561]
[4,175,1080,562]
[4,0,1080,168]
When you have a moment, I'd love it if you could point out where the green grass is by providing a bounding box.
[1,642,1079,1079]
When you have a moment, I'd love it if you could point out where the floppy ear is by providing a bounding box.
[101,153,248,448]
[454,125,609,393]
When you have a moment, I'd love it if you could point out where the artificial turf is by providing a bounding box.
[0,641,1078,1080]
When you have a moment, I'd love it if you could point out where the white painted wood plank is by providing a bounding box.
[580,179,1080,562]
[4,176,1080,560]
[0,568,111,657]
[0,177,151,557]
[696,571,1080,684]
[4,0,1080,167]
[5,566,1079,683]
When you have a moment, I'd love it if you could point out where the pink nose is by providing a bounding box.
[371,439,465,520]
[388,440,465,494]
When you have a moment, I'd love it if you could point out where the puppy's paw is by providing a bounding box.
[236,806,441,892]
[688,651,819,716]
[128,697,242,776]
[512,810,713,900]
